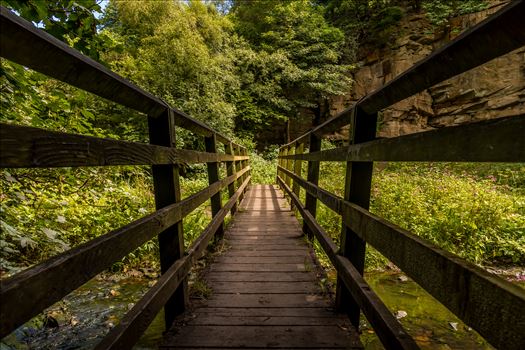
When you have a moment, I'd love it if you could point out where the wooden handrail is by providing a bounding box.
[0,123,249,168]
[276,4,525,348]
[96,176,251,349]
[277,162,525,349]
[0,167,250,337]
[279,115,525,163]
[282,0,525,148]
[0,6,240,148]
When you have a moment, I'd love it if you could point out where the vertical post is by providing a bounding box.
[148,109,186,329]
[234,145,244,204]
[276,148,283,183]
[205,133,224,239]
[242,147,249,192]
[292,143,304,199]
[224,142,237,215]
[303,134,321,239]
[336,107,377,329]
[285,145,293,188]
[281,147,288,184]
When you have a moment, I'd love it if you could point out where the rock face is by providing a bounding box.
[335,1,524,138]
[256,1,523,148]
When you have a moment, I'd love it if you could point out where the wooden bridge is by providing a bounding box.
[1,2,525,349]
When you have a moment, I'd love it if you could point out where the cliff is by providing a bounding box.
[333,0,524,138]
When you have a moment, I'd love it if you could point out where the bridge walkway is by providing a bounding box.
[162,184,362,349]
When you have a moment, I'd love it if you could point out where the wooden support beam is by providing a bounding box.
[285,146,293,188]
[148,110,187,329]
[292,143,304,200]
[336,107,378,328]
[277,115,525,163]
[205,134,224,240]
[302,134,321,239]
[224,142,237,215]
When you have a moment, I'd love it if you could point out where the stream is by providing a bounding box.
[1,270,523,349]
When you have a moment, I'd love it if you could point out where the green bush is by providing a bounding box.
[313,160,525,270]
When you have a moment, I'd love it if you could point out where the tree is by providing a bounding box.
[231,0,353,138]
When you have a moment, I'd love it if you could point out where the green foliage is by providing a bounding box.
[1,0,108,60]
[313,159,525,270]
[422,0,488,26]
[102,0,240,138]
[322,0,405,48]
[232,0,353,123]
[0,167,155,276]
[249,151,278,185]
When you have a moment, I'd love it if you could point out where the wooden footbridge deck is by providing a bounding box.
[162,185,362,349]
[1,3,525,350]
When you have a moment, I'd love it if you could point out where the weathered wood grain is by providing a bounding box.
[279,116,525,163]
[0,123,248,168]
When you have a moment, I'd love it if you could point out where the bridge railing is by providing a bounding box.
[277,2,525,349]
[0,7,251,349]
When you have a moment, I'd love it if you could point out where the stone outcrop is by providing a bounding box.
[333,1,524,138]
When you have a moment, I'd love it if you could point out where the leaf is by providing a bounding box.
[42,228,58,239]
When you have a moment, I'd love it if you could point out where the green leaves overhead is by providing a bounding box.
[232,0,353,123]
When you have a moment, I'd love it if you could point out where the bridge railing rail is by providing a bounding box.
[277,1,525,349]
[0,7,251,349]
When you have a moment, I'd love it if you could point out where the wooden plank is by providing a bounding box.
[0,123,248,168]
[206,293,329,308]
[221,250,308,257]
[281,1,525,145]
[191,307,339,317]
[186,315,345,326]
[0,7,241,146]
[205,134,224,239]
[226,232,302,238]
[210,281,321,294]
[162,325,361,349]
[210,263,307,272]
[302,133,321,238]
[0,168,248,337]
[278,115,525,163]
[206,272,316,282]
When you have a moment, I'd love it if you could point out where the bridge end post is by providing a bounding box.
[336,107,377,329]
[225,142,237,216]
[303,134,321,239]
[205,133,224,240]
[148,108,188,329]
